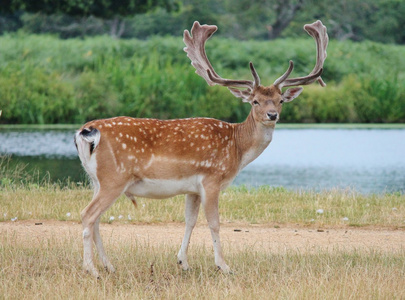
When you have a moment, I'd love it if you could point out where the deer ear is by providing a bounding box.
[228,88,252,103]
[282,87,303,103]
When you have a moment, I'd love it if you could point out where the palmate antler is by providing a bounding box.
[274,20,328,89]
[183,22,260,91]
[183,20,328,94]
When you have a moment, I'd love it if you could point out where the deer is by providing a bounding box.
[74,20,328,278]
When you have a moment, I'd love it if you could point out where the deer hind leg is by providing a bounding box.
[202,185,231,273]
[177,194,201,270]
[81,185,124,278]
[93,216,115,273]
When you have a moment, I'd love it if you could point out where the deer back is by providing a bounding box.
[77,116,246,189]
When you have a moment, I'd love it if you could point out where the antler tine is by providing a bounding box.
[184,21,255,90]
[250,62,260,88]
[206,69,255,89]
[273,60,294,87]
[275,20,328,89]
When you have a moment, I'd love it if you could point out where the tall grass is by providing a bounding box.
[0,34,404,124]
[0,156,44,187]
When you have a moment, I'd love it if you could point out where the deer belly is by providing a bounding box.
[126,176,203,199]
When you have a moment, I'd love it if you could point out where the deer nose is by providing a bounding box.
[267,112,278,121]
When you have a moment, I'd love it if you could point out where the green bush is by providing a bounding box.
[282,74,405,123]
[0,62,76,124]
[0,34,404,124]
[355,73,405,123]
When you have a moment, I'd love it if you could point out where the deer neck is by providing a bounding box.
[235,111,275,171]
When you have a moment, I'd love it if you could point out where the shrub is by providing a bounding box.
[0,34,404,124]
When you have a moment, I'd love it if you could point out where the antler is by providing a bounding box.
[183,21,260,91]
[274,20,328,89]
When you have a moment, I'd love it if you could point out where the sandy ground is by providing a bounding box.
[1,220,404,253]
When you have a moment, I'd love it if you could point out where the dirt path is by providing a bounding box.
[1,220,404,253]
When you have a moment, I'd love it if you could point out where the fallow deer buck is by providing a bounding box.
[75,20,328,277]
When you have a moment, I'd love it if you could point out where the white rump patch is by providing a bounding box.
[75,130,100,162]
[75,130,99,183]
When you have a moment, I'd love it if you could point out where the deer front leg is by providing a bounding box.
[202,185,231,273]
[177,194,201,270]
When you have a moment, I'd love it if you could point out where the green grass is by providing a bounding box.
[1,183,404,228]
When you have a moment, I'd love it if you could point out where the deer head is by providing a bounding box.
[183,20,328,125]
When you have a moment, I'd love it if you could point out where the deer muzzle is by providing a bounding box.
[267,112,278,121]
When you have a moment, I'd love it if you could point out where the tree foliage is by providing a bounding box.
[0,0,177,37]
[0,0,175,17]
[0,0,404,43]
[289,0,405,44]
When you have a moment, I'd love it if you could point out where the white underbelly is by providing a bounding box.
[126,176,203,199]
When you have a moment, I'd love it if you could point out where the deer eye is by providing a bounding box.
[253,100,259,106]
[280,100,284,104]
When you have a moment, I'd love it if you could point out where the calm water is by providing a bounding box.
[1,128,404,194]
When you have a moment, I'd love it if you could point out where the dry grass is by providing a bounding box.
[1,228,404,300]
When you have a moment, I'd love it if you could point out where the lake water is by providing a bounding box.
[1,128,404,194]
